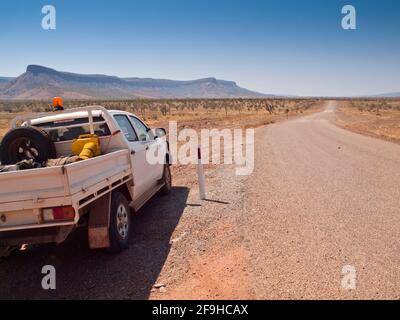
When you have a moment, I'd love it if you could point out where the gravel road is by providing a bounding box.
[1,101,399,299]
[243,101,400,299]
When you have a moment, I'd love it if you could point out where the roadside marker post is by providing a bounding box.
[197,146,206,200]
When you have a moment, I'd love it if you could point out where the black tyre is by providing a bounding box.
[0,245,19,258]
[159,164,172,196]
[0,126,56,165]
[108,192,131,253]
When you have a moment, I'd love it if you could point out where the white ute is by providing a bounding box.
[0,106,172,256]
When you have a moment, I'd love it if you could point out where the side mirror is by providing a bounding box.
[154,128,166,138]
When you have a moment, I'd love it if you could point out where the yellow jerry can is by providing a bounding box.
[71,134,101,160]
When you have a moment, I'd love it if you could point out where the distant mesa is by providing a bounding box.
[0,65,269,100]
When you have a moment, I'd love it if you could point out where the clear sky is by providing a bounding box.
[0,0,399,96]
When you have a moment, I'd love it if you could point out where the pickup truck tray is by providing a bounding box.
[0,150,132,212]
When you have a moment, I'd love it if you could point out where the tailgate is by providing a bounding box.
[0,166,66,204]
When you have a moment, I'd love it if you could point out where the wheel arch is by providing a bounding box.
[113,182,133,202]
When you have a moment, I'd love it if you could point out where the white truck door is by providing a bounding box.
[129,116,164,182]
[113,114,153,201]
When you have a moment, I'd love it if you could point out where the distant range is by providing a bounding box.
[0,65,269,100]
[0,65,398,100]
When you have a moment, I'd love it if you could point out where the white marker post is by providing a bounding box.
[197,146,206,200]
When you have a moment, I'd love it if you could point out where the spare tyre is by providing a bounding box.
[0,126,56,165]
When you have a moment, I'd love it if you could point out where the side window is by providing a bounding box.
[113,115,138,142]
[129,116,151,141]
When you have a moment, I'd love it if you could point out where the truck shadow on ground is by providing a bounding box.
[0,186,189,299]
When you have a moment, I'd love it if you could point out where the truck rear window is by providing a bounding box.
[35,116,111,142]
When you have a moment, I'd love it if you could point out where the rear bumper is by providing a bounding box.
[0,208,76,232]
[0,225,72,246]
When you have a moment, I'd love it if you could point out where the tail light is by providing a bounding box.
[42,206,75,221]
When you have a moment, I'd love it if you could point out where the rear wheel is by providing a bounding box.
[108,192,131,253]
[0,245,19,258]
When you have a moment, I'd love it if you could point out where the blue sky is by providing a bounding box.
[0,0,399,96]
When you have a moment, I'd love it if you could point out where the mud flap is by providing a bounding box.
[88,193,111,249]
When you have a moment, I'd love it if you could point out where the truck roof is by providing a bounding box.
[29,106,138,125]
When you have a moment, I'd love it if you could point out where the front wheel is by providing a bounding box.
[159,164,172,195]
[108,192,131,253]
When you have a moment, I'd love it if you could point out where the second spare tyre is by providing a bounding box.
[0,126,56,165]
